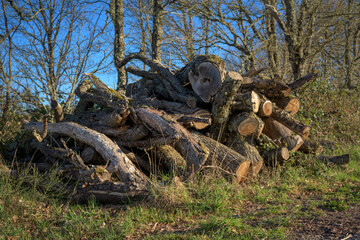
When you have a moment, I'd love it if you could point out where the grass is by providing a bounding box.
[0,144,359,239]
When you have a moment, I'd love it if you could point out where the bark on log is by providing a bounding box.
[262,118,304,152]
[318,154,350,165]
[298,140,324,155]
[156,145,186,175]
[211,71,244,139]
[288,73,318,91]
[233,91,260,113]
[135,108,209,175]
[81,146,104,165]
[242,67,267,77]
[272,96,300,115]
[226,134,263,176]
[264,82,292,98]
[193,133,252,183]
[173,109,212,130]
[271,106,310,138]
[261,147,289,167]
[23,121,148,190]
[229,112,261,137]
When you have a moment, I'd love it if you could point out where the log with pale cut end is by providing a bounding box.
[226,134,263,176]
[172,109,212,130]
[233,91,260,113]
[298,140,324,155]
[256,93,273,117]
[261,147,289,167]
[193,133,253,183]
[262,118,304,152]
[23,121,148,190]
[273,96,300,115]
[271,106,310,138]
[229,112,260,136]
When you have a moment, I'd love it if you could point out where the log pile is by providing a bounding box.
[21,54,328,203]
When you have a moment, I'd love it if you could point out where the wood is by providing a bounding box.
[264,82,292,98]
[288,73,318,91]
[242,67,267,77]
[226,134,263,176]
[262,118,304,152]
[261,147,289,167]
[193,133,252,183]
[299,140,324,155]
[156,145,186,175]
[173,109,212,130]
[318,154,350,165]
[135,107,209,175]
[81,146,104,165]
[211,71,244,139]
[272,96,300,115]
[271,106,310,138]
[229,112,260,136]
[23,121,148,190]
[233,91,260,113]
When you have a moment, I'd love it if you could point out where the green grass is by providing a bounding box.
[0,144,359,239]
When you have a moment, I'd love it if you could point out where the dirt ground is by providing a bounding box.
[291,205,360,240]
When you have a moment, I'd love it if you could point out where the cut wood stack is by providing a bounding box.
[21,54,325,203]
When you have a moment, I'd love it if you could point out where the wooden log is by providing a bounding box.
[116,53,197,108]
[23,121,148,190]
[73,182,148,203]
[242,67,267,77]
[233,91,261,113]
[262,118,304,152]
[271,106,310,138]
[318,154,350,165]
[261,147,290,167]
[288,73,318,91]
[156,145,186,175]
[298,140,324,155]
[135,108,209,176]
[81,146,105,165]
[193,133,252,183]
[173,109,212,130]
[257,94,273,117]
[229,112,260,137]
[272,96,300,115]
[264,82,292,98]
[226,134,263,177]
[242,77,276,89]
[211,71,244,139]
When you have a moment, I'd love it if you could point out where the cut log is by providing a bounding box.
[318,154,350,165]
[156,145,186,175]
[272,96,300,115]
[193,133,252,183]
[211,71,244,139]
[298,140,324,155]
[233,91,261,113]
[264,82,292,98]
[226,134,263,176]
[229,112,261,136]
[261,147,290,167]
[262,118,304,152]
[172,109,212,130]
[23,121,148,190]
[288,73,318,91]
[135,107,209,176]
[271,106,310,138]
[257,94,273,117]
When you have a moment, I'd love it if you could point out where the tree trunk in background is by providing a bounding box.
[151,0,164,62]
[111,0,127,93]
[265,0,280,77]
